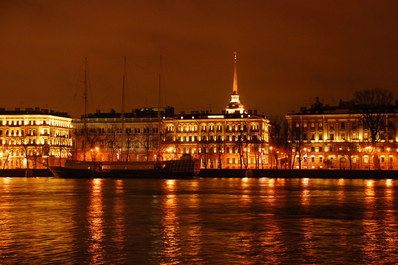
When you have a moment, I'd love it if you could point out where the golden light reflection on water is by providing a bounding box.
[362,179,379,262]
[0,178,11,254]
[160,194,181,263]
[165,179,176,193]
[264,178,276,205]
[365,179,375,198]
[240,178,251,206]
[88,178,105,264]
[113,179,125,252]
[337,178,346,203]
[186,193,202,261]
[300,178,310,207]
[385,179,393,188]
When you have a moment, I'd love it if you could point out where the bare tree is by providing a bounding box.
[353,88,394,169]
[234,122,249,169]
[269,116,289,169]
[287,122,303,169]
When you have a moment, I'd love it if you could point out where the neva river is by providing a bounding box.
[1,177,398,264]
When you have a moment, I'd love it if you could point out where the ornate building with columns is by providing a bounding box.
[0,108,72,169]
[71,53,270,168]
[286,98,398,170]
[162,52,270,169]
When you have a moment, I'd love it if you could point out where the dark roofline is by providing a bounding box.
[288,98,398,115]
[0,107,70,118]
[84,106,175,119]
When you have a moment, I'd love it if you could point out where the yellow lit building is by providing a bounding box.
[72,108,172,162]
[162,52,270,169]
[0,108,73,169]
[163,113,269,169]
[72,52,270,168]
[286,98,398,170]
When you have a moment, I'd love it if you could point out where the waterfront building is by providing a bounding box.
[285,98,398,170]
[162,112,269,169]
[72,107,174,162]
[0,108,73,169]
[162,52,270,168]
[72,52,270,168]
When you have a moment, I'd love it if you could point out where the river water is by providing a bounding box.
[1,177,397,264]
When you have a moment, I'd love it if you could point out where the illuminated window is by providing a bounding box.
[340,122,345,130]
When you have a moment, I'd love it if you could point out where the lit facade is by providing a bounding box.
[0,108,73,169]
[162,52,270,169]
[72,107,173,162]
[286,99,398,170]
[163,113,269,169]
[72,52,270,168]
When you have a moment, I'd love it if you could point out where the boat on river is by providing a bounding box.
[50,156,200,179]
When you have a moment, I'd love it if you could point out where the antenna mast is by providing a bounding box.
[157,56,162,161]
[83,57,88,161]
[121,56,127,161]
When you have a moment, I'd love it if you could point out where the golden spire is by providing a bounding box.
[233,51,238,95]
[225,51,245,114]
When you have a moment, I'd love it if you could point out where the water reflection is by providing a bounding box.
[240,177,251,206]
[88,178,105,264]
[113,179,125,254]
[2,178,398,264]
[0,178,11,255]
[301,178,310,207]
[337,178,346,203]
[160,193,181,263]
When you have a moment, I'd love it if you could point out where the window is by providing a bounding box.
[352,123,357,130]
[319,157,323,163]
[311,157,315,163]
[319,147,323,152]
[340,122,345,130]
[329,134,334,140]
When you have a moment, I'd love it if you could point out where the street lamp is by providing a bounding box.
[387,147,391,170]
[269,146,273,169]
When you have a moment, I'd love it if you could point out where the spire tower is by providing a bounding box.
[226,51,245,114]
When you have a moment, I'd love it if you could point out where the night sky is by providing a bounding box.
[1,0,398,117]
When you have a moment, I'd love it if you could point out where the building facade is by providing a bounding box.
[286,99,398,170]
[73,107,173,162]
[162,52,270,168]
[163,112,269,169]
[72,52,270,168]
[0,108,72,169]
